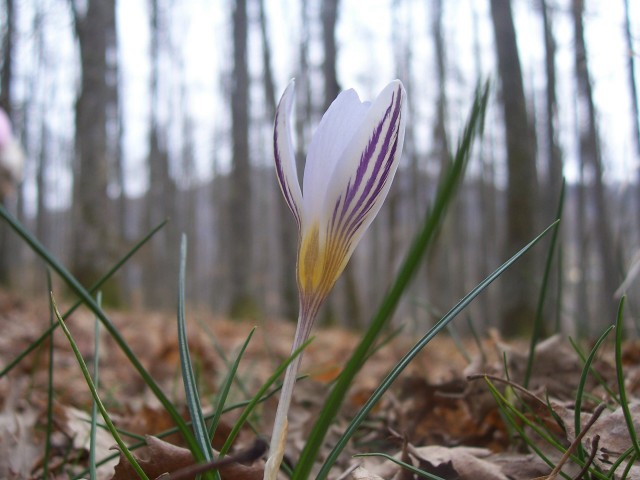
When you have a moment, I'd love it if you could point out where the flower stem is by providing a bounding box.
[264,309,314,480]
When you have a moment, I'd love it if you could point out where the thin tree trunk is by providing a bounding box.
[260,0,296,320]
[321,0,340,110]
[490,0,539,335]
[624,0,640,158]
[541,0,563,203]
[144,0,176,307]
[572,0,619,326]
[623,0,640,227]
[229,0,254,318]
[0,0,15,286]
[541,0,563,328]
[70,0,121,303]
[427,0,460,316]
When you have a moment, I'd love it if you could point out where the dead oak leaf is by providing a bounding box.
[111,435,264,480]
[557,402,640,479]
[350,465,386,480]
[408,445,508,480]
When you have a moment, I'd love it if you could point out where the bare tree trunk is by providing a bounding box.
[426,0,461,317]
[490,0,539,335]
[321,0,341,110]
[540,0,563,328]
[541,0,563,203]
[259,0,295,320]
[143,0,177,307]
[623,0,640,227]
[228,0,255,318]
[70,0,121,303]
[0,0,15,286]
[0,0,14,114]
[572,0,619,326]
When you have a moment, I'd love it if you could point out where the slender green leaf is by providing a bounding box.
[354,453,446,480]
[43,271,55,480]
[177,235,214,467]
[524,178,565,389]
[615,297,640,462]
[483,379,572,480]
[209,327,256,442]
[569,337,620,404]
[218,338,313,458]
[89,292,102,480]
[0,207,201,456]
[52,294,149,480]
[607,447,635,478]
[574,325,614,462]
[295,80,491,480]
[316,220,559,479]
[0,218,167,377]
[75,380,290,478]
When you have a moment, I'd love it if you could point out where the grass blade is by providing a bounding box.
[90,292,102,480]
[569,337,620,404]
[208,327,256,443]
[52,293,149,480]
[294,80,490,480]
[354,453,446,480]
[0,218,167,377]
[43,271,55,480]
[218,338,313,458]
[177,235,215,467]
[615,297,640,463]
[316,220,559,479]
[0,207,201,457]
[573,325,614,462]
[524,178,565,389]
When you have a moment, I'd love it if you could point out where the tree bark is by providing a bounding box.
[70,0,121,303]
[540,0,564,329]
[259,0,296,320]
[623,0,640,227]
[144,0,177,307]
[624,0,640,158]
[0,0,15,286]
[228,0,255,318]
[427,0,459,315]
[572,0,619,327]
[541,0,563,203]
[321,0,341,110]
[490,0,539,335]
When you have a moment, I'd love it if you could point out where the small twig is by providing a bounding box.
[467,373,549,406]
[571,435,600,480]
[545,404,606,479]
[164,437,267,480]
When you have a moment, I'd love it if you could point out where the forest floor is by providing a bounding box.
[0,288,639,480]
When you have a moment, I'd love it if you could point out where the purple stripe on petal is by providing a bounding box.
[274,109,301,228]
[329,83,403,250]
[342,88,400,228]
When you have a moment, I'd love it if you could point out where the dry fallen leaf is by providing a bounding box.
[0,402,41,479]
[350,465,386,480]
[564,402,640,479]
[409,445,508,480]
[112,435,264,480]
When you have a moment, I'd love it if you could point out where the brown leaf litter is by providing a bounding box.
[0,289,639,479]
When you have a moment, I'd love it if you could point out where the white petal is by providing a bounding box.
[303,89,370,223]
[274,80,303,228]
[322,80,407,265]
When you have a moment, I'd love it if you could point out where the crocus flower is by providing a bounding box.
[264,80,406,479]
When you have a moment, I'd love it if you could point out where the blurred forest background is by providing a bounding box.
[0,0,639,337]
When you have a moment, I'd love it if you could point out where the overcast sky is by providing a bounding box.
[10,0,640,207]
